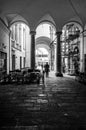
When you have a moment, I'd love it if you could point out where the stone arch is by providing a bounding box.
[35,44,51,67]
[35,36,55,70]
[2,14,30,28]
[35,36,51,59]
[35,14,56,32]
[5,14,30,29]
[62,21,84,73]
[35,20,57,71]
[36,44,50,54]
[63,21,83,32]
[36,36,52,47]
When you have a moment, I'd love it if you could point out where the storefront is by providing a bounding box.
[0,51,7,72]
[0,42,7,73]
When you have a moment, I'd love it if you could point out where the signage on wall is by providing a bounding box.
[0,59,4,68]
[0,43,6,51]
[36,54,48,57]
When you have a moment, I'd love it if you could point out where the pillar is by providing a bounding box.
[13,25,15,40]
[80,32,84,72]
[15,24,18,42]
[55,31,63,77]
[19,24,22,46]
[30,31,36,69]
[50,45,54,70]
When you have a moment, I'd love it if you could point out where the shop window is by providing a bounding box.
[20,56,22,69]
[0,52,7,72]
[23,57,25,68]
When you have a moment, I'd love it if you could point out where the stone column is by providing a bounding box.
[19,24,21,45]
[51,48,53,70]
[80,32,84,72]
[30,31,36,69]
[55,31,63,76]
[50,45,54,70]
[15,24,18,42]
[13,25,15,40]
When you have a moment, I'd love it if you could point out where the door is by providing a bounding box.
[12,55,15,70]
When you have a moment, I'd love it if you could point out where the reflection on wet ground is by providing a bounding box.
[0,71,86,129]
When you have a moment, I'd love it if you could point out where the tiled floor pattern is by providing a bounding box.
[0,71,86,129]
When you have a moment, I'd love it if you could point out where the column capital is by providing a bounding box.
[30,31,36,35]
[55,31,62,36]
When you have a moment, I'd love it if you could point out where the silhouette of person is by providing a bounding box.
[44,62,50,77]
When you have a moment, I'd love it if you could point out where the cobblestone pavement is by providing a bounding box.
[0,71,86,130]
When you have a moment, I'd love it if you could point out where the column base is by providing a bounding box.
[55,72,63,77]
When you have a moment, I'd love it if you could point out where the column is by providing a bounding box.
[55,31,63,76]
[68,41,70,74]
[7,31,11,74]
[50,45,54,70]
[30,31,36,69]
[80,33,84,72]
[13,25,15,40]
[50,48,53,70]
[17,24,19,43]
[23,28,26,50]
[19,24,21,44]
[15,24,18,42]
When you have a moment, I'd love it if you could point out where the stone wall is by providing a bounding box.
[0,20,10,74]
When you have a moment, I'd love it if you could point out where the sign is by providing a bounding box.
[36,54,48,57]
[0,43,6,51]
[0,59,4,68]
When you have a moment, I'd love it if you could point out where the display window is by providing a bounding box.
[0,52,7,72]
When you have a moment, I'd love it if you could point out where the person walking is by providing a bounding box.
[44,62,50,77]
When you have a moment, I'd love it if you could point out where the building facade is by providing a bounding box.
[0,17,86,76]
[0,20,10,74]
[10,23,30,71]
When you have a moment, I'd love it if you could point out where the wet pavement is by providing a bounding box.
[0,71,86,130]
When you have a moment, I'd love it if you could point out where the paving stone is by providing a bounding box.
[0,71,86,129]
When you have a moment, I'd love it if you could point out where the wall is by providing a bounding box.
[0,20,10,74]
[10,23,31,71]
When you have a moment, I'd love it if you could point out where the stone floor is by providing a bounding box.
[0,71,86,130]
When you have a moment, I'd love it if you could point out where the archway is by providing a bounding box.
[35,47,50,67]
[35,22,56,71]
[61,22,83,75]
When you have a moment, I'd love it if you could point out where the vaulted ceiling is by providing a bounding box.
[0,0,86,30]
[36,36,52,46]
[35,36,51,53]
